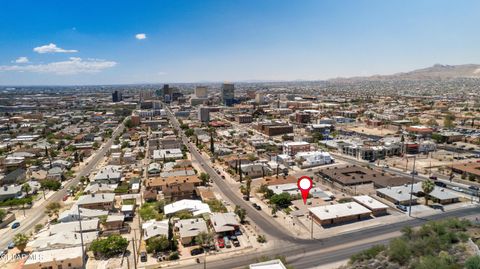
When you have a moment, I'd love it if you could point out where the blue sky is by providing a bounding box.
[0,0,479,85]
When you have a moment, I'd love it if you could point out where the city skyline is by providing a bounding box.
[1,0,480,85]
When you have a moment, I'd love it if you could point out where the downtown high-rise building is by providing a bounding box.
[112,90,122,102]
[221,83,235,106]
[195,86,208,98]
[198,106,210,123]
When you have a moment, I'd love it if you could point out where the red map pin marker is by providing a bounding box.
[297,176,313,205]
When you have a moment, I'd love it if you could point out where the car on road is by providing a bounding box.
[190,248,204,256]
[217,237,225,248]
[396,204,409,212]
[11,221,20,229]
[63,194,69,201]
[410,171,418,176]
[469,185,479,191]
[429,176,438,180]
[7,242,15,249]
[252,203,261,210]
[434,181,447,188]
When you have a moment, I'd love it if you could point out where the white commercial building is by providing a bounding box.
[309,202,372,225]
[295,151,334,168]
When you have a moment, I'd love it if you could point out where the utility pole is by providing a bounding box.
[408,156,416,217]
[131,238,137,269]
[77,206,86,269]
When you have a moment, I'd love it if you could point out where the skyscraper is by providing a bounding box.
[221,83,235,106]
[195,86,208,98]
[112,90,122,102]
[198,106,210,123]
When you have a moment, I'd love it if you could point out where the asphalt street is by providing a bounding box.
[164,104,480,269]
[0,121,125,250]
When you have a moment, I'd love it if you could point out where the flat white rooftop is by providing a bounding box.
[309,202,371,221]
[353,195,389,210]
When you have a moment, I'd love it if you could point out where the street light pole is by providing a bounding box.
[408,156,416,217]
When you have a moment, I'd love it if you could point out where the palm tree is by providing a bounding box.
[13,233,29,253]
[21,183,31,196]
[45,202,62,220]
[234,206,247,224]
[195,231,215,248]
[245,176,252,201]
[422,179,435,206]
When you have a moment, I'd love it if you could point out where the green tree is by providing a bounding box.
[21,183,31,196]
[199,172,210,185]
[90,234,128,258]
[235,205,247,224]
[41,179,61,191]
[146,235,169,253]
[422,179,435,206]
[444,113,456,128]
[45,202,62,219]
[0,209,6,222]
[245,176,252,201]
[269,193,292,208]
[195,231,215,248]
[185,129,194,137]
[13,233,29,253]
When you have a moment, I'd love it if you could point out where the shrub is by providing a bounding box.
[168,251,179,260]
[349,245,386,264]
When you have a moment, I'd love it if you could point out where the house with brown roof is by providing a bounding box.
[146,175,201,201]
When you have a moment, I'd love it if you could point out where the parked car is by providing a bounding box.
[0,249,7,258]
[223,236,232,248]
[230,235,240,247]
[252,203,261,210]
[140,252,147,262]
[217,237,225,248]
[11,222,20,229]
[63,194,69,201]
[190,248,204,256]
[234,230,242,236]
[7,242,15,249]
[396,204,408,212]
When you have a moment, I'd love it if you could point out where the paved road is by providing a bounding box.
[165,106,298,242]
[0,121,125,250]
[163,105,480,268]
[175,206,479,269]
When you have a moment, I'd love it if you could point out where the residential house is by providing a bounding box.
[174,218,208,245]
[76,193,115,211]
[209,212,240,234]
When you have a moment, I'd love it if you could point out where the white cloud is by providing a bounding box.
[13,57,29,64]
[135,33,147,40]
[158,71,167,76]
[33,43,78,54]
[0,57,116,75]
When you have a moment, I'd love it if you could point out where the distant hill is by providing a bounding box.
[330,64,480,81]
